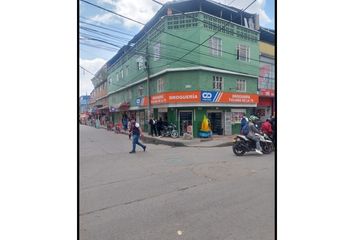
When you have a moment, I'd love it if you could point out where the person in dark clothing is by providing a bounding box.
[148,118,155,136]
[240,115,248,134]
[156,117,163,136]
[247,115,263,155]
[129,122,146,153]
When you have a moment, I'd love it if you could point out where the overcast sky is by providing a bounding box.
[79,0,275,96]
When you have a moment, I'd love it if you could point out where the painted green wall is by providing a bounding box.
[107,11,259,99]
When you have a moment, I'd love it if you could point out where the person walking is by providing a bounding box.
[129,122,146,154]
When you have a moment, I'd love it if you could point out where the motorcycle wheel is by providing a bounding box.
[171,130,179,138]
[261,142,272,154]
[232,142,245,156]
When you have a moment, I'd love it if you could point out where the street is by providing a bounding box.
[80,125,275,240]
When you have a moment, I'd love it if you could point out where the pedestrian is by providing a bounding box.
[122,116,128,131]
[95,117,100,129]
[129,122,146,154]
[128,118,132,140]
[261,119,273,136]
[240,114,248,134]
[157,117,163,136]
[152,118,158,136]
[149,118,155,136]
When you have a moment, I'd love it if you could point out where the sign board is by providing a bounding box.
[201,91,258,104]
[136,97,148,107]
[150,91,200,105]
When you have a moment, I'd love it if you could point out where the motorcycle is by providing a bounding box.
[232,133,273,156]
[161,123,179,138]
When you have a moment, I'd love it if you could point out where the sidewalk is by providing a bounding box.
[142,134,234,148]
[86,124,235,148]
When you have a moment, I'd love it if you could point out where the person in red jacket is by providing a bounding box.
[261,119,273,136]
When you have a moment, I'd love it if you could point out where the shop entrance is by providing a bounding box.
[179,111,193,136]
[208,112,223,135]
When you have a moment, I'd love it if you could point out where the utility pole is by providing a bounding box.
[145,38,151,121]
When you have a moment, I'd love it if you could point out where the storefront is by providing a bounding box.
[256,90,274,122]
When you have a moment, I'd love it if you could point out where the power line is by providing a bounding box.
[80,31,128,47]
[151,0,260,68]
[79,19,136,37]
[80,26,132,42]
[80,35,123,48]
[80,42,119,52]
[82,0,272,67]
[80,0,145,26]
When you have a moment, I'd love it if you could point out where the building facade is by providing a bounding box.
[89,65,109,123]
[256,27,275,121]
[105,0,264,136]
[80,95,90,113]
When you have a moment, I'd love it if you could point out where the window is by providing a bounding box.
[125,65,129,76]
[138,85,144,97]
[213,76,223,90]
[157,78,164,93]
[153,42,160,61]
[116,72,119,82]
[209,37,222,56]
[120,69,124,79]
[236,79,246,92]
[236,44,250,62]
[137,56,144,70]
[128,89,132,100]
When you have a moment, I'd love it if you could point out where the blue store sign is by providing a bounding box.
[201,91,222,102]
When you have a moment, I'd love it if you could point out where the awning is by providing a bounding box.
[98,105,109,110]
[118,102,130,110]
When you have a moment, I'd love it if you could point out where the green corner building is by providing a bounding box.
[105,0,261,137]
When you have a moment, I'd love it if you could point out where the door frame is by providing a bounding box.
[178,110,193,137]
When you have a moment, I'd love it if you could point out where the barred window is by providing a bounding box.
[157,78,164,93]
[209,37,222,57]
[236,44,250,62]
[213,76,223,90]
[236,79,246,92]
[137,56,144,70]
[153,42,160,61]
[138,85,144,97]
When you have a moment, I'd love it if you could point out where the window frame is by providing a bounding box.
[153,42,161,61]
[138,85,144,97]
[236,44,250,62]
[235,79,247,92]
[212,75,223,91]
[137,56,144,70]
[157,78,164,93]
[209,37,222,57]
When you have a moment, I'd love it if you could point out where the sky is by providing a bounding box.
[79,0,275,96]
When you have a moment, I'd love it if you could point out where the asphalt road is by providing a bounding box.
[80,125,275,240]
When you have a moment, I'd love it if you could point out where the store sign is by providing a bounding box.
[201,91,221,102]
[135,97,148,107]
[259,89,274,97]
[201,91,258,104]
[150,91,200,105]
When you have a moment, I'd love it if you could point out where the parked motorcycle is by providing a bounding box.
[161,123,179,138]
[232,133,273,156]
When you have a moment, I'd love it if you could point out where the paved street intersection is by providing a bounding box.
[80,125,274,240]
